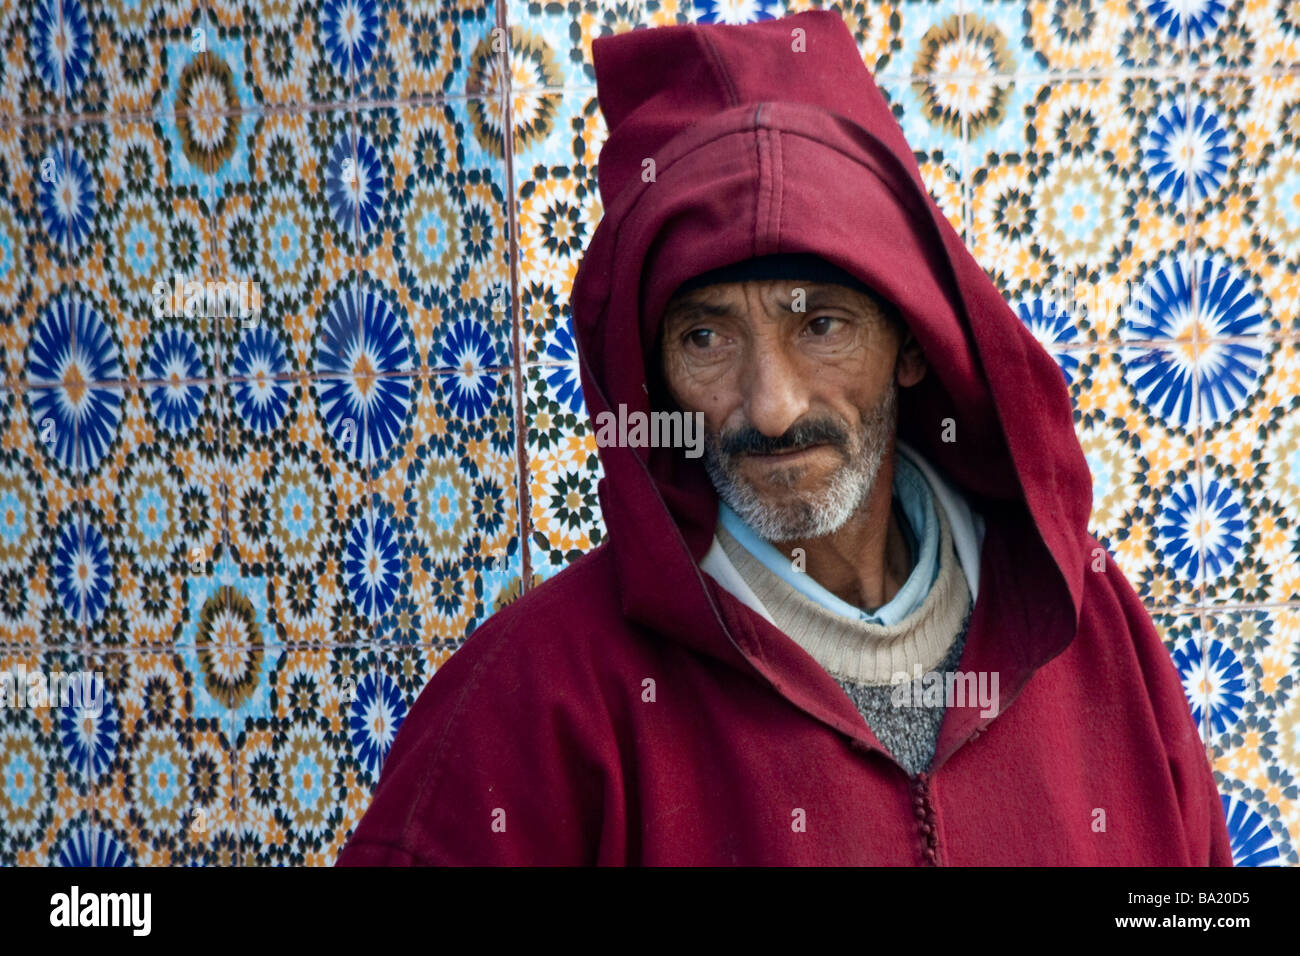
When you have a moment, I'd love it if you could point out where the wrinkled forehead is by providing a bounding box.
[660,279,899,328]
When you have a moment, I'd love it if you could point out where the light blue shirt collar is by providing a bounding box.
[717,451,940,626]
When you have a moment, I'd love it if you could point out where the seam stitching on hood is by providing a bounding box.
[698,29,740,107]
[773,126,784,251]
[612,116,911,329]
[750,118,785,257]
[602,106,918,327]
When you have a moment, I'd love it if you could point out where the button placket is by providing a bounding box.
[911,772,941,865]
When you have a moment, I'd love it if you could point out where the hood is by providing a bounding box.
[568,10,1094,743]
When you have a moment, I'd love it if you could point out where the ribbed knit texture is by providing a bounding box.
[716,499,974,775]
[835,622,970,775]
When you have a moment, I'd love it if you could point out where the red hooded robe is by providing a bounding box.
[336,9,1233,866]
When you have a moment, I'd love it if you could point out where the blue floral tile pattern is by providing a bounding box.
[1,0,1298,868]
[234,645,376,865]
[89,648,239,865]
[1209,607,1300,865]
[0,648,93,865]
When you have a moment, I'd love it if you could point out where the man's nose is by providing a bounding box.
[741,345,810,439]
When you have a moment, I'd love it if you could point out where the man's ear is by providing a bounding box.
[895,329,926,388]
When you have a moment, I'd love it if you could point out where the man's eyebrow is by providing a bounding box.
[663,299,736,323]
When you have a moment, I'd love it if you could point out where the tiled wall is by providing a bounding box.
[0,0,1296,865]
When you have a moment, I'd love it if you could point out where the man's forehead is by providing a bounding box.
[664,279,883,317]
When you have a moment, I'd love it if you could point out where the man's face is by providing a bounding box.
[659,279,924,543]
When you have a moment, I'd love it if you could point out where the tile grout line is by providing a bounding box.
[2,37,1298,127]
[1182,20,1216,763]
[350,40,383,871]
[8,337,1300,399]
[8,334,1299,400]
[35,364,531,391]
[52,0,96,848]
[500,0,533,594]
[958,0,970,249]
[9,63,1299,131]
[348,51,378,727]
[204,0,243,868]
[9,64,1300,133]
[11,595,1300,659]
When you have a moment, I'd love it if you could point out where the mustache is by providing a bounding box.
[717,417,850,456]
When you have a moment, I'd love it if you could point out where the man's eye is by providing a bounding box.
[806,315,844,335]
[685,328,715,348]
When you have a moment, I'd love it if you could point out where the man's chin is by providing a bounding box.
[732,501,832,545]
[725,485,837,534]
[707,451,861,539]
[719,464,871,542]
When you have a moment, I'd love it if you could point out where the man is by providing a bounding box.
[337,10,1231,865]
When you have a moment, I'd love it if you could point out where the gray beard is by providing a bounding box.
[703,381,898,544]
